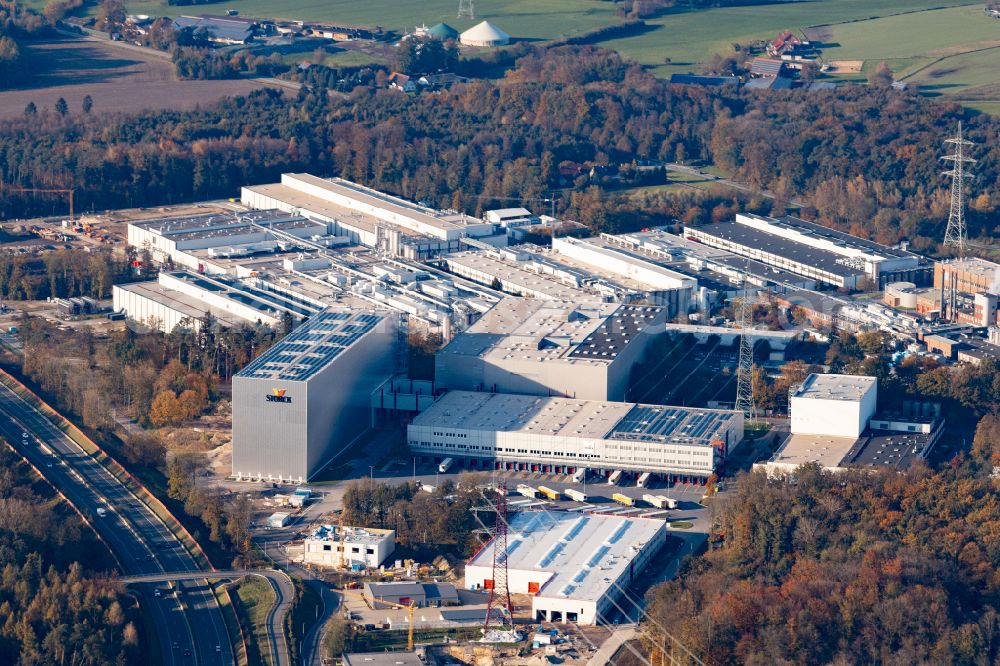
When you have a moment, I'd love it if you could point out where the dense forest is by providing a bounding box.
[2,45,996,253]
[0,248,136,300]
[646,415,1000,665]
[0,446,142,664]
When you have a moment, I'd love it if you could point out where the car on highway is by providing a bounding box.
[96,508,107,518]
[154,588,161,597]
[21,432,28,440]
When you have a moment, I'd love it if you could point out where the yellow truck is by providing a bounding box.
[612,493,635,507]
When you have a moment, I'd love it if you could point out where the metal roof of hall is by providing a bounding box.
[132,209,299,235]
[468,511,663,604]
[437,298,655,366]
[411,391,740,445]
[691,221,865,278]
[236,308,385,382]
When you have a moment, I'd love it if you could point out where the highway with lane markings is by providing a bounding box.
[122,570,294,666]
[0,377,233,665]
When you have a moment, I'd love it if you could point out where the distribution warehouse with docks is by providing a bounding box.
[408,391,743,483]
[109,172,960,492]
[231,308,398,482]
[465,511,667,625]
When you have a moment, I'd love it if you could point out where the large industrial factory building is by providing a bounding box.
[408,391,743,481]
[465,511,667,625]
[231,308,397,482]
[434,298,665,401]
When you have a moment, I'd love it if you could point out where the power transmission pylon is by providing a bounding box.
[482,481,513,636]
[458,0,475,19]
[941,120,976,257]
[734,264,756,424]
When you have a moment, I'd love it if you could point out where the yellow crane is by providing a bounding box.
[5,186,75,224]
[347,588,417,651]
[337,512,346,569]
[377,598,416,651]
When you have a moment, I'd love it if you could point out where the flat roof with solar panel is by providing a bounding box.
[237,309,386,382]
[412,391,739,447]
[567,305,662,360]
[438,298,662,366]
[610,405,739,444]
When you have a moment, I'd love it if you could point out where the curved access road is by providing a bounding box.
[123,570,293,666]
[257,540,341,666]
[0,377,233,666]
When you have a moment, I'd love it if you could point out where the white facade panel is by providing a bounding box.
[789,374,877,439]
[464,512,665,625]
[303,528,395,569]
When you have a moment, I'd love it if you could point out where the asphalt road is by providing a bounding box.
[123,570,294,666]
[664,162,806,207]
[256,539,340,666]
[0,379,233,666]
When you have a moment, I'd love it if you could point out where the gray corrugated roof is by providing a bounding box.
[173,15,253,42]
[749,58,784,77]
[440,608,488,621]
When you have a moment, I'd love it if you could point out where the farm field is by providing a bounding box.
[32,0,621,43]
[593,0,980,77]
[0,36,279,119]
[818,5,1000,108]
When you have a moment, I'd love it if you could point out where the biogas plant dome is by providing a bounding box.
[459,20,510,47]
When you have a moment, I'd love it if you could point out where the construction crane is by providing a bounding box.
[5,186,75,224]
[337,512,346,569]
[348,588,416,651]
[378,598,416,651]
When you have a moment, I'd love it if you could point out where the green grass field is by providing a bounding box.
[818,5,1000,108]
[29,0,1000,113]
[592,0,980,77]
[230,576,277,666]
[47,0,620,42]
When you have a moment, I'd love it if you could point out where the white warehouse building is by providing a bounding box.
[302,524,395,569]
[465,511,666,624]
[790,373,877,439]
[408,391,743,482]
[126,209,326,271]
[232,308,397,483]
[113,270,317,333]
[435,298,665,401]
[242,173,506,259]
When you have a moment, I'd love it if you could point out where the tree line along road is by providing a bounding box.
[0,376,234,666]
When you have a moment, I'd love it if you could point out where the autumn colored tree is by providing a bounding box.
[646,464,1000,664]
[149,390,183,426]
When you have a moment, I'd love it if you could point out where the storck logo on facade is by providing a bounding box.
[266,388,292,404]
